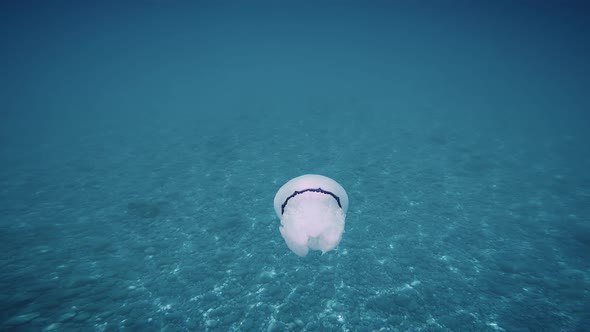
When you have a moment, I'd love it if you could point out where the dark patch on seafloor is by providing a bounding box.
[127,202,161,219]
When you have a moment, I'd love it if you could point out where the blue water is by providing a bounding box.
[1,1,589,331]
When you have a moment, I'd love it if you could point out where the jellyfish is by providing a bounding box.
[274,174,349,256]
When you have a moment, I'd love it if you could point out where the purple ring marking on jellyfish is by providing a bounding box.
[280,188,342,215]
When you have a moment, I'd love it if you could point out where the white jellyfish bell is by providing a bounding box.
[274,174,349,257]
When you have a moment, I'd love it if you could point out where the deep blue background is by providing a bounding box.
[1,1,589,331]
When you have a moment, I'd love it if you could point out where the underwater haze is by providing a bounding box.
[1,1,589,331]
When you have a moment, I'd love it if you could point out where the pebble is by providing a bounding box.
[206,319,219,328]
